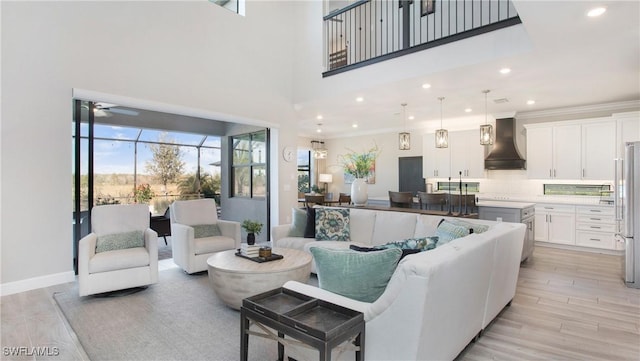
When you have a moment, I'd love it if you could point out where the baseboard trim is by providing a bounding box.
[1,271,76,296]
[535,241,623,256]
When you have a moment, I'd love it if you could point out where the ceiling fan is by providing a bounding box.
[81,102,140,117]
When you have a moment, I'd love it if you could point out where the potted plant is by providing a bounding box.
[241,219,263,245]
[339,144,380,206]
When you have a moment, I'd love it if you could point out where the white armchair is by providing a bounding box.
[170,199,241,274]
[78,204,159,297]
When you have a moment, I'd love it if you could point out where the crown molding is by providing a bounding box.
[515,100,640,120]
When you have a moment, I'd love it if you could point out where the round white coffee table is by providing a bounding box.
[207,247,312,309]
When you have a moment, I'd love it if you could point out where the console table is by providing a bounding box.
[241,287,364,361]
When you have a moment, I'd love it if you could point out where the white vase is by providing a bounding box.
[351,178,368,206]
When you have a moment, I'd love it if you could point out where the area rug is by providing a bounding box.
[54,267,295,361]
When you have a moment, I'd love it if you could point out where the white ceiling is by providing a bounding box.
[295,0,640,139]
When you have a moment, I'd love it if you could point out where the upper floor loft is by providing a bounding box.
[323,0,521,77]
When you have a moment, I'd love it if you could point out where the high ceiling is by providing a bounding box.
[294,0,640,139]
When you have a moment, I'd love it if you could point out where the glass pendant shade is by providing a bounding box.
[480,124,494,145]
[311,140,327,159]
[435,129,448,148]
[399,132,411,150]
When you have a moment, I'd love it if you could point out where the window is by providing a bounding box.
[231,131,266,198]
[297,150,311,193]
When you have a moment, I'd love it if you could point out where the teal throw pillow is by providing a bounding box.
[310,247,402,302]
[96,230,144,253]
[192,224,222,238]
[315,208,350,241]
[448,219,490,234]
[288,208,307,237]
[435,220,470,246]
[380,236,439,252]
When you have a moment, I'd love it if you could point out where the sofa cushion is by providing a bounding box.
[435,220,470,246]
[414,215,443,237]
[348,209,376,244]
[194,236,236,255]
[371,211,417,246]
[89,246,150,273]
[303,207,317,238]
[95,230,144,253]
[192,224,222,239]
[315,208,350,241]
[310,247,402,302]
[288,208,307,237]
[277,237,316,251]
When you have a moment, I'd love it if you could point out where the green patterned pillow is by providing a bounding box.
[380,236,438,251]
[448,219,490,234]
[96,230,144,253]
[435,220,470,246]
[288,208,307,237]
[192,224,222,238]
[315,208,350,241]
[310,247,402,302]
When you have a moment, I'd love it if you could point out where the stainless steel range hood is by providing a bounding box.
[484,118,526,170]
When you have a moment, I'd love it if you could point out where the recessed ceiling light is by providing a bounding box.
[527,100,536,105]
[465,108,472,113]
[316,115,323,120]
[356,97,364,102]
[408,115,415,120]
[587,7,606,17]
[316,128,322,133]
[422,83,431,89]
[499,68,511,74]
[352,123,358,128]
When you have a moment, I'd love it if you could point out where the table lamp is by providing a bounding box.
[318,173,333,194]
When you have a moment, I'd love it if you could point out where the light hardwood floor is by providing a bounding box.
[1,246,639,360]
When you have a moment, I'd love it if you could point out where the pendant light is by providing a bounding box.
[398,103,410,150]
[435,97,448,148]
[479,89,493,145]
[311,123,327,159]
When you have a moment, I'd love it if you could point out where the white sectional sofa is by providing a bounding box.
[272,207,526,360]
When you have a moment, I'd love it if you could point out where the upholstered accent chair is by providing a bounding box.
[170,199,241,274]
[78,204,159,297]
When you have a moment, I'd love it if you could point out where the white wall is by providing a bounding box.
[323,131,423,198]
[1,1,299,288]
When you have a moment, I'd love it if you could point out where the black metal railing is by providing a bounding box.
[323,0,521,76]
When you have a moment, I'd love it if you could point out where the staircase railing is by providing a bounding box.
[323,0,521,76]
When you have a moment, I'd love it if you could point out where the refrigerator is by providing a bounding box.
[617,141,640,288]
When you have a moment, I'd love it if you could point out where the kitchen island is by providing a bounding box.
[477,200,536,262]
[343,204,478,218]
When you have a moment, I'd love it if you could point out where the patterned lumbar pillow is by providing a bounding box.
[315,208,350,241]
[379,236,439,252]
[435,219,470,246]
[448,219,490,234]
[192,224,222,238]
[96,230,144,253]
[288,208,307,237]
[310,247,402,302]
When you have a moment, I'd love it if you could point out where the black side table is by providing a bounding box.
[240,287,365,361]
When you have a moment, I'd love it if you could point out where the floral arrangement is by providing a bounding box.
[241,219,263,235]
[339,144,381,179]
[133,184,155,204]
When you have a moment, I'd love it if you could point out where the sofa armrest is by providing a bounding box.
[78,233,98,276]
[272,224,292,246]
[171,223,195,268]
[217,220,241,248]
[144,228,159,282]
[283,281,371,319]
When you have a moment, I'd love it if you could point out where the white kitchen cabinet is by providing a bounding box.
[526,124,581,179]
[423,133,450,178]
[534,204,575,245]
[616,111,640,158]
[526,119,617,180]
[575,205,616,250]
[581,121,616,180]
[450,130,486,178]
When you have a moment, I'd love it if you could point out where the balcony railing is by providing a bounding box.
[323,0,521,77]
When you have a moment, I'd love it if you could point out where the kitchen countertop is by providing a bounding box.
[476,200,536,209]
[476,193,613,206]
